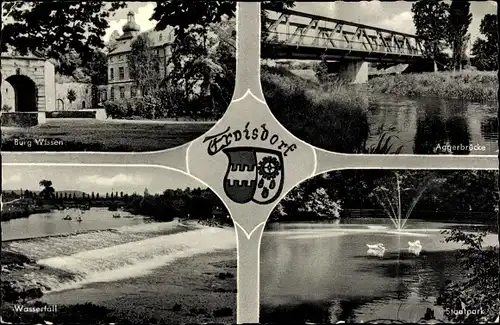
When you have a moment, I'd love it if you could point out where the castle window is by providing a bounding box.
[131,86,137,97]
[119,67,125,80]
[110,87,115,100]
[110,68,114,81]
[119,86,125,99]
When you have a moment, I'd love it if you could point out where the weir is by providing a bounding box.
[6,225,236,292]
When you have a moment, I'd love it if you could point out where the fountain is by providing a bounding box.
[371,172,446,231]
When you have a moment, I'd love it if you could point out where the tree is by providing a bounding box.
[446,1,472,71]
[150,1,294,120]
[166,25,222,105]
[369,171,447,230]
[152,1,294,36]
[412,0,450,67]
[82,50,108,85]
[471,14,498,71]
[107,30,121,52]
[313,55,329,83]
[39,180,55,199]
[301,187,342,219]
[438,229,499,323]
[67,89,77,109]
[1,2,126,59]
[127,33,162,119]
[54,50,83,76]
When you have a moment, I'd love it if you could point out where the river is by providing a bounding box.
[260,219,497,323]
[2,212,238,324]
[1,208,148,241]
[365,94,497,155]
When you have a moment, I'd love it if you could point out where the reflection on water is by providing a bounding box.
[366,95,498,155]
[1,208,147,241]
[260,219,497,323]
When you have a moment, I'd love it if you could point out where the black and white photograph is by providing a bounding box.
[260,169,499,323]
[260,1,498,155]
[1,166,236,324]
[1,1,236,152]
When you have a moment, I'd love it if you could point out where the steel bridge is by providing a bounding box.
[261,9,432,82]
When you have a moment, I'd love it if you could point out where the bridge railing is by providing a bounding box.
[263,9,426,57]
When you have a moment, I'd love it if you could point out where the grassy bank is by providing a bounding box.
[261,66,371,153]
[367,71,498,102]
[1,119,213,152]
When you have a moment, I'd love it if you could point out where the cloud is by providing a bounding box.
[2,173,22,186]
[360,1,383,14]
[76,174,148,188]
[295,3,336,18]
[104,3,156,42]
[378,11,415,34]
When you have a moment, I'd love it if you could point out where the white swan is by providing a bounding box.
[367,243,386,258]
[408,240,423,256]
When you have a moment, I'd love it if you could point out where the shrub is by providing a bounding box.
[213,307,233,318]
[368,71,498,102]
[46,111,96,118]
[1,112,39,127]
[438,228,499,323]
[261,66,370,153]
[103,98,155,120]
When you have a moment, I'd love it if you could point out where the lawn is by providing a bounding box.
[1,119,215,152]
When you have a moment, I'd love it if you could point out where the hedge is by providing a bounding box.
[46,111,96,119]
[1,112,39,127]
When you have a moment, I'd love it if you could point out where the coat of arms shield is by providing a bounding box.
[222,147,285,205]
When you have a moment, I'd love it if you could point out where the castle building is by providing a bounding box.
[100,11,174,103]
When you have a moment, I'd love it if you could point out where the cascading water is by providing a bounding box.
[5,224,236,293]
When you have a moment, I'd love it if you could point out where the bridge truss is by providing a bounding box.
[262,8,427,63]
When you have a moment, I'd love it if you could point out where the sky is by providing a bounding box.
[104,1,497,50]
[291,1,497,54]
[3,1,496,46]
[2,165,206,194]
[103,2,157,42]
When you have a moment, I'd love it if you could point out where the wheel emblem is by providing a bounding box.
[257,156,280,180]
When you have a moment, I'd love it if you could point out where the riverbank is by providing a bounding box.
[2,205,51,221]
[262,66,370,154]
[367,71,498,103]
[1,222,237,324]
[261,66,498,154]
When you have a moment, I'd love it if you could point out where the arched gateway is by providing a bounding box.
[1,55,56,112]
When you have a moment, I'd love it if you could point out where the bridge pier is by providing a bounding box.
[338,61,369,84]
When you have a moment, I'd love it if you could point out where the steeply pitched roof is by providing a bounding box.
[108,28,175,56]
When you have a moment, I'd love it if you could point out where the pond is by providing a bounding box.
[365,95,498,155]
[260,219,497,323]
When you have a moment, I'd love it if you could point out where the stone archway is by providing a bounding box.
[1,56,56,112]
[57,98,65,111]
[5,74,38,112]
